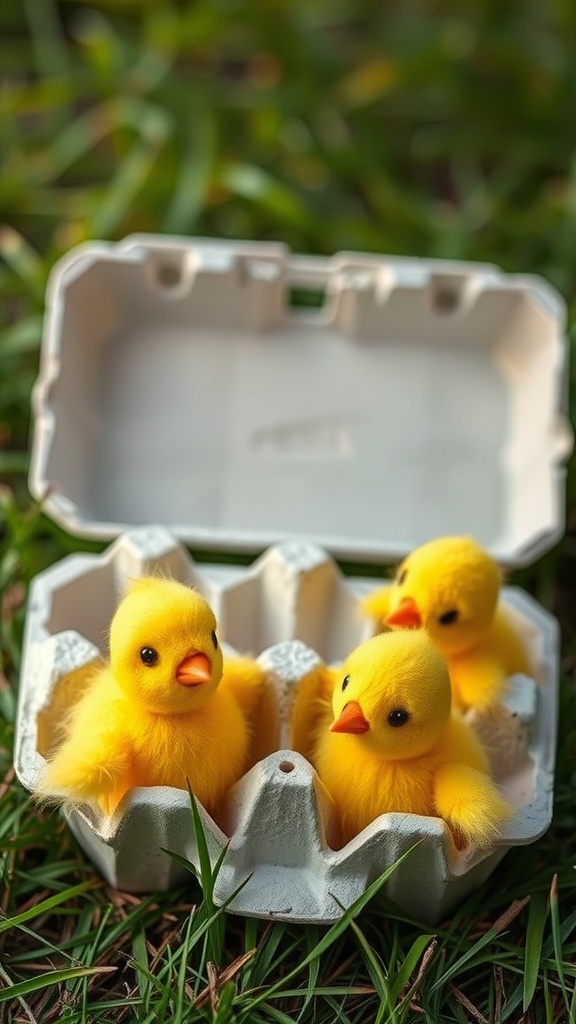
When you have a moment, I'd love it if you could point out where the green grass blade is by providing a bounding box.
[163,104,217,233]
[0,451,29,474]
[246,923,285,987]
[345,914,393,1023]
[389,933,436,1003]
[0,226,45,298]
[0,881,98,935]
[543,971,555,1024]
[187,782,215,904]
[21,0,71,86]
[542,905,576,954]
[549,875,571,1014]
[212,839,232,881]
[523,891,549,1011]
[570,979,576,1024]
[221,163,315,231]
[160,846,200,879]
[131,926,150,1007]
[501,980,524,1021]
[299,925,320,1015]
[213,981,237,1023]
[174,911,195,1024]
[0,966,116,1003]
[258,1005,301,1024]
[89,134,168,237]
[0,316,42,356]
[261,985,375,999]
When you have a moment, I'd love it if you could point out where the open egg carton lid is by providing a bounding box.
[29,235,572,567]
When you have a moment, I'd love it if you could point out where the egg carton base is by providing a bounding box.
[14,529,559,924]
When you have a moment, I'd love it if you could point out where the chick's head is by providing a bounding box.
[330,631,451,760]
[109,578,224,714]
[385,536,501,655]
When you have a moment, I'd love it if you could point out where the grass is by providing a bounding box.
[1,0,576,1019]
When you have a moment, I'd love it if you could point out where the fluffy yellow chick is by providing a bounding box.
[361,536,531,711]
[37,578,269,817]
[313,631,512,849]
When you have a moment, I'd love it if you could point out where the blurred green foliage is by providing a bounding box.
[3,0,576,272]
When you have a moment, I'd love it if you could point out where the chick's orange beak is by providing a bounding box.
[330,701,370,734]
[176,652,212,687]
[385,597,422,628]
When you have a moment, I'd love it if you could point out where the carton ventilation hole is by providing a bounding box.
[428,280,463,314]
[288,286,326,312]
[155,261,183,290]
[279,760,295,774]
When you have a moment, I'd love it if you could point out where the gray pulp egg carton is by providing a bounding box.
[16,236,572,924]
[15,528,559,924]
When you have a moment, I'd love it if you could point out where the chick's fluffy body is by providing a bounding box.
[39,578,261,816]
[314,631,512,848]
[361,535,531,710]
[47,667,249,815]
[315,714,488,843]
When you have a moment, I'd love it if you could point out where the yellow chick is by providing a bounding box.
[37,578,269,818]
[361,536,531,711]
[313,631,512,849]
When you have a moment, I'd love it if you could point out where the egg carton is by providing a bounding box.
[15,527,559,925]
[29,236,572,566]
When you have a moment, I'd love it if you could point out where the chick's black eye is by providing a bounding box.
[388,708,410,727]
[342,675,350,692]
[397,568,407,585]
[140,646,158,666]
[438,609,459,625]
[211,630,218,649]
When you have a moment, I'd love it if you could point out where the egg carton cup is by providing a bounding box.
[15,528,559,924]
[29,236,572,566]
